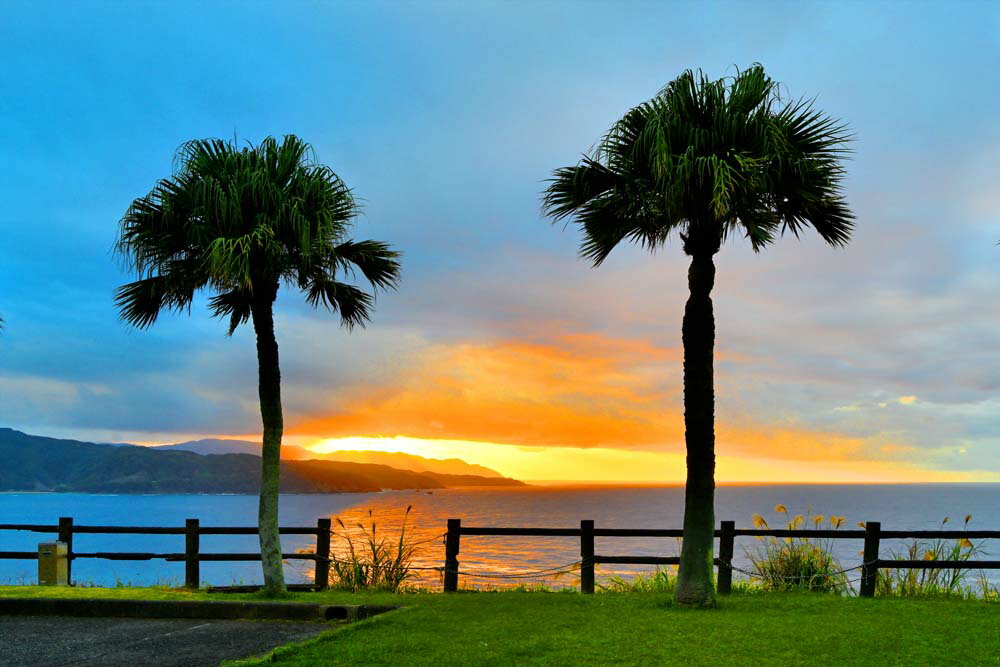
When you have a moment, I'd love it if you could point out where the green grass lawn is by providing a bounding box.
[2,586,997,665]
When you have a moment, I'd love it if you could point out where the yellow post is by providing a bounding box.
[38,541,68,586]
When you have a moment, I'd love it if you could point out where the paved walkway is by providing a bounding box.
[0,616,331,666]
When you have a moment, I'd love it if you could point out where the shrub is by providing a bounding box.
[976,573,999,602]
[598,567,677,594]
[328,506,417,593]
[877,515,992,599]
[743,505,850,593]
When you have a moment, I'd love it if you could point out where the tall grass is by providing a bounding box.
[328,506,417,593]
[744,505,851,593]
[598,567,677,594]
[976,573,999,602]
[877,515,994,599]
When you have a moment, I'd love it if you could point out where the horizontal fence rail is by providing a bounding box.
[7,517,999,596]
[0,517,332,589]
[442,519,1000,597]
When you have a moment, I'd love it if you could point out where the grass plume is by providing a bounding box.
[744,505,851,593]
[877,515,995,599]
[328,506,417,593]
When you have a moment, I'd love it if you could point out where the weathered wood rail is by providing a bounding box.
[0,517,332,589]
[443,519,1000,597]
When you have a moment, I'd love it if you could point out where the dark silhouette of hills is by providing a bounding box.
[0,428,524,493]
[155,438,504,478]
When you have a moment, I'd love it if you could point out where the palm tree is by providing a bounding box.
[115,135,400,596]
[542,66,853,606]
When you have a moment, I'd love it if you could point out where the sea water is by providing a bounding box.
[1,485,997,589]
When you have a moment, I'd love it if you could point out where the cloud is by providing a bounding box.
[286,331,929,471]
[1,2,999,482]
[291,332,686,448]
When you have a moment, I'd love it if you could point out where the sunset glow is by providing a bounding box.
[303,435,974,484]
[276,332,998,483]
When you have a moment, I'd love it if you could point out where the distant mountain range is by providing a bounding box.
[153,438,504,478]
[0,428,524,493]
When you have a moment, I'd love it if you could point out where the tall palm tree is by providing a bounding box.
[543,66,853,606]
[115,135,400,596]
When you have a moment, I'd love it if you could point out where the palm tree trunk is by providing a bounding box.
[675,250,717,606]
[251,297,287,597]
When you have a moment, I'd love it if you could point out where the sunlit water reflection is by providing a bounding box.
[323,484,1000,590]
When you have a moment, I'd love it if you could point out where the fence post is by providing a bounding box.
[580,520,595,594]
[860,521,881,598]
[717,520,735,595]
[185,519,200,589]
[315,517,331,590]
[58,517,73,584]
[444,518,461,592]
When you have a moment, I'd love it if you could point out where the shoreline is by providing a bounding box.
[3,481,999,496]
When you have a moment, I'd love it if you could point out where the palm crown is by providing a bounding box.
[115,135,400,333]
[543,65,854,261]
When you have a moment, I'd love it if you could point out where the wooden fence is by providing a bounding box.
[443,519,1000,597]
[4,517,998,596]
[0,517,332,589]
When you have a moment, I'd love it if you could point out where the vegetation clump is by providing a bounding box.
[599,567,677,594]
[877,515,997,600]
[744,505,851,593]
[328,506,417,593]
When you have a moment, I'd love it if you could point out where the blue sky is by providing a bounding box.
[1,1,998,481]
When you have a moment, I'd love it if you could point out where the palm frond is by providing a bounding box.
[330,240,402,291]
[541,64,854,258]
[114,274,198,329]
[304,272,375,329]
[208,289,253,336]
[115,134,400,333]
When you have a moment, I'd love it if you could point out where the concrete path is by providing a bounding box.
[0,616,331,666]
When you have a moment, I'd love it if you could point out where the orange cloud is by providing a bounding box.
[293,333,685,447]
[289,332,907,471]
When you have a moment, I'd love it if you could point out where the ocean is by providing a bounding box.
[2,485,998,589]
